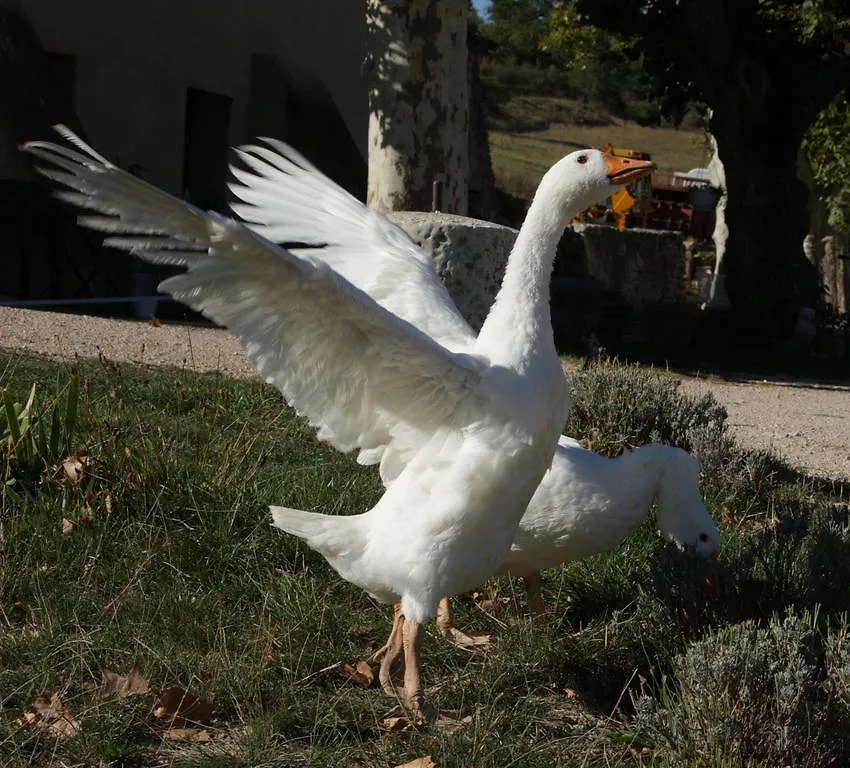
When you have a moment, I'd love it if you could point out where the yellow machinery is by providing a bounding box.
[601,144,652,229]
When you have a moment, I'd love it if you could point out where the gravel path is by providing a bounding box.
[1,306,848,481]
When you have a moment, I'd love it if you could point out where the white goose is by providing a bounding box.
[436,437,719,645]
[222,139,718,644]
[24,128,654,718]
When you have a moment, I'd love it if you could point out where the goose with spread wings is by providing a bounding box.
[23,127,654,718]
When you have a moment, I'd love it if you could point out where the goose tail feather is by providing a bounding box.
[269,505,359,562]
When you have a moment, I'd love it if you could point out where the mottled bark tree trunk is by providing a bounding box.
[365,0,469,214]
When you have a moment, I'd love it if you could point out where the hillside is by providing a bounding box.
[488,95,711,203]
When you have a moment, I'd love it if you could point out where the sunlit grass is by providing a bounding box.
[1,351,848,766]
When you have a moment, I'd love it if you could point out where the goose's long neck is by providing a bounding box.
[607,446,674,525]
[476,196,566,368]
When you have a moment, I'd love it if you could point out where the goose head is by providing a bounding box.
[532,149,655,228]
[653,450,720,559]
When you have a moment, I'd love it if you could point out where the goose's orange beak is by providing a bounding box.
[604,154,656,185]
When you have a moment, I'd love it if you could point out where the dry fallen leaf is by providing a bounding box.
[61,518,74,536]
[433,710,473,734]
[382,715,415,732]
[339,659,374,688]
[153,686,213,726]
[393,757,436,768]
[473,585,513,612]
[17,693,80,738]
[162,727,212,743]
[149,316,162,328]
[78,498,95,526]
[98,662,149,699]
[61,454,88,484]
[20,625,39,639]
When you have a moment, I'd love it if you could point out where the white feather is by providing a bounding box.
[23,128,648,630]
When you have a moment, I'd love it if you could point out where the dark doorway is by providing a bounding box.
[182,88,232,212]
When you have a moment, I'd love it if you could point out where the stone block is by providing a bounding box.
[387,211,517,330]
[568,224,686,309]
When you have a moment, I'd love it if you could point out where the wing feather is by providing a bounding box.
[227,139,477,355]
[23,128,486,465]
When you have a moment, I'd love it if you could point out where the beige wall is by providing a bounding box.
[23,0,367,194]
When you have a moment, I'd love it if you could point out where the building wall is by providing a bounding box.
[20,0,367,195]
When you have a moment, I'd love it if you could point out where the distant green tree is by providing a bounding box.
[486,0,555,66]
[566,0,850,337]
[541,2,660,121]
[804,91,850,233]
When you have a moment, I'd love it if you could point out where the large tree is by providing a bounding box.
[566,0,850,336]
[365,0,469,214]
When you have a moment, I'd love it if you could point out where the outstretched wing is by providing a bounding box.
[228,138,477,353]
[23,128,487,474]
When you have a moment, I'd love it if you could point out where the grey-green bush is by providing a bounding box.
[632,611,850,767]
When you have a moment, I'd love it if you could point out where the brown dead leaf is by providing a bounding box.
[17,693,80,738]
[564,688,578,699]
[61,518,74,535]
[78,499,95,526]
[338,659,374,688]
[382,715,415,732]
[162,727,211,743]
[149,316,162,328]
[433,710,473,734]
[153,686,213,726]
[61,453,88,484]
[393,757,436,768]
[21,625,39,639]
[473,585,514,612]
[99,662,149,699]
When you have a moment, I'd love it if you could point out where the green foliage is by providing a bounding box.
[486,0,556,67]
[633,611,850,766]
[1,374,80,501]
[480,0,666,123]
[541,2,662,122]
[565,360,728,457]
[804,90,850,232]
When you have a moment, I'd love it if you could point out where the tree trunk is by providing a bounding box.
[365,0,469,214]
[709,81,818,336]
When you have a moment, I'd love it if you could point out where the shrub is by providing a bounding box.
[565,359,728,457]
[632,611,850,766]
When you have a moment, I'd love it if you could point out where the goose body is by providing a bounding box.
[505,437,719,577]
[24,129,654,715]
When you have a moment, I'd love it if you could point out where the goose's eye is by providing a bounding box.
[699,533,709,543]
[577,154,588,164]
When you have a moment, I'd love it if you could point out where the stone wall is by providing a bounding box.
[562,224,686,308]
[388,213,691,344]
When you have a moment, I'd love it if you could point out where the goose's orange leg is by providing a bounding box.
[370,603,405,696]
[436,596,491,649]
[402,617,425,718]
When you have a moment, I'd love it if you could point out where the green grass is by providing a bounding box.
[1,351,849,766]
